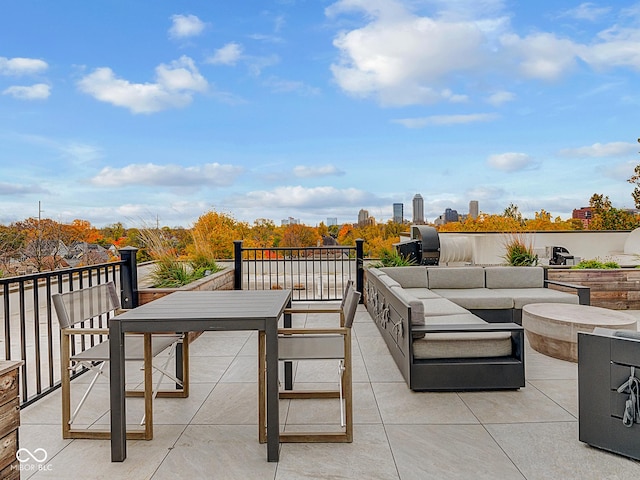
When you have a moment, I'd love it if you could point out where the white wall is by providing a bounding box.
[439,231,632,265]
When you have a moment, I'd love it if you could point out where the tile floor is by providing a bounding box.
[17,306,640,479]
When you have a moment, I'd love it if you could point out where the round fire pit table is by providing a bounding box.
[522,303,637,362]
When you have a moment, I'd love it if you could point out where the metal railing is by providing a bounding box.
[234,239,364,301]
[0,247,139,407]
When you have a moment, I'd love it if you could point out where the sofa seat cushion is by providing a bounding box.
[402,287,442,299]
[490,288,579,309]
[413,313,512,359]
[380,266,428,288]
[485,266,544,289]
[426,266,485,289]
[421,298,469,316]
[432,288,514,310]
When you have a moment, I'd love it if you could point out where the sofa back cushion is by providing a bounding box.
[426,267,485,289]
[378,274,401,289]
[380,266,428,288]
[485,266,543,289]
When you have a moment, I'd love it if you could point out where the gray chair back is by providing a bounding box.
[52,282,121,329]
[343,290,361,329]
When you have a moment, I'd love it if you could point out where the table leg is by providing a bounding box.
[265,321,280,462]
[284,302,293,390]
[109,319,127,461]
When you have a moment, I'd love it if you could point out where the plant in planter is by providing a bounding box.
[139,227,223,288]
[502,233,538,266]
[369,247,417,267]
[572,259,620,269]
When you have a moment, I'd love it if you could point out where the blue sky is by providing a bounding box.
[1,0,639,228]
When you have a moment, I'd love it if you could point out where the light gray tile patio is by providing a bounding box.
[17,304,640,479]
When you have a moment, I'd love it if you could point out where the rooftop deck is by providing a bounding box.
[18,305,640,479]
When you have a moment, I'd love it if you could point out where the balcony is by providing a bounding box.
[16,304,640,479]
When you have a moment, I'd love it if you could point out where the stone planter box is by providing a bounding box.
[137,268,235,342]
[546,267,640,310]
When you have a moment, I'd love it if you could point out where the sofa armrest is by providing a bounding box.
[544,279,590,305]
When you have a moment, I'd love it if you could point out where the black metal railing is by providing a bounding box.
[0,247,139,407]
[234,239,364,301]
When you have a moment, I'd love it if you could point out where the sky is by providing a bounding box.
[1,0,640,228]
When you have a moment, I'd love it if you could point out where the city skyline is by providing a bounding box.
[2,1,640,228]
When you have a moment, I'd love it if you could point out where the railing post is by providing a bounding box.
[119,246,139,309]
[234,240,243,290]
[356,238,364,303]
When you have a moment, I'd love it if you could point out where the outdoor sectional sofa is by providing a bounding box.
[364,265,590,391]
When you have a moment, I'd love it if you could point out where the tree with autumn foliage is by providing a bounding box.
[190,210,249,259]
[280,223,321,249]
[588,193,640,230]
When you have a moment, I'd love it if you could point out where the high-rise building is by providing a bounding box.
[393,203,404,223]
[444,208,459,223]
[358,209,369,226]
[412,194,425,224]
[327,217,338,226]
[469,200,479,220]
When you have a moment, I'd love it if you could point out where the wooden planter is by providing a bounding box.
[546,268,640,310]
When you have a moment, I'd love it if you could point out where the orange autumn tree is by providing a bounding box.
[190,210,249,260]
[280,224,321,249]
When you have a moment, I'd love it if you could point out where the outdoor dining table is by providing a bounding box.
[108,289,292,463]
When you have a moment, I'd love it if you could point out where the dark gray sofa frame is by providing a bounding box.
[365,270,526,391]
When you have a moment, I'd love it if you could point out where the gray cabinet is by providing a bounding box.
[578,332,640,459]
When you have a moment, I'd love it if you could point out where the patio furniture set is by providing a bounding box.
[51,281,357,463]
[46,266,640,464]
[364,265,588,391]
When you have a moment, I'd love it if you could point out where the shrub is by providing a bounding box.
[572,259,620,269]
[369,248,417,267]
[502,234,538,266]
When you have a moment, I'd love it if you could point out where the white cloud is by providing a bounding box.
[91,162,244,187]
[596,160,636,181]
[207,43,243,66]
[392,113,498,128]
[169,14,206,39]
[0,182,48,195]
[486,90,515,106]
[559,141,637,157]
[233,185,378,208]
[580,26,640,70]
[0,57,48,75]
[77,56,208,114]
[326,0,509,105]
[559,3,611,22]
[500,32,580,80]
[263,77,321,95]
[293,165,344,178]
[487,152,537,172]
[326,0,640,105]
[2,83,50,100]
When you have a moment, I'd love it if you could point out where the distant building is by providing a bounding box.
[358,209,375,226]
[393,203,404,223]
[412,194,425,224]
[327,217,338,227]
[434,208,460,225]
[281,217,300,226]
[572,207,592,228]
[469,200,479,220]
